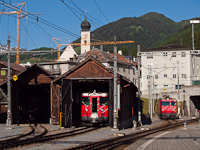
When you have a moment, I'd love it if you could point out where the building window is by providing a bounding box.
[163,52,167,57]
[155,75,158,79]
[57,64,60,70]
[117,66,119,71]
[181,63,185,68]
[1,70,6,76]
[175,85,183,89]
[164,74,167,78]
[172,52,176,57]
[155,64,158,69]
[133,68,135,75]
[147,75,150,79]
[173,74,176,78]
[147,53,153,59]
[197,64,199,70]
[154,85,157,90]
[173,63,176,68]
[182,74,187,78]
[164,85,168,89]
[181,52,186,57]
[123,67,125,72]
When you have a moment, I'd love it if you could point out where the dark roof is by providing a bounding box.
[53,56,135,86]
[77,48,135,66]
[81,17,91,31]
[141,44,191,52]
[0,61,26,72]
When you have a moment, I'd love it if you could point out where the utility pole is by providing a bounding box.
[148,66,150,115]
[137,45,141,125]
[150,66,153,119]
[113,36,118,129]
[6,34,12,128]
[177,61,180,118]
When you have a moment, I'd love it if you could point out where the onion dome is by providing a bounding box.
[81,17,91,31]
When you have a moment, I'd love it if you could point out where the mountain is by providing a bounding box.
[154,18,200,50]
[88,12,183,51]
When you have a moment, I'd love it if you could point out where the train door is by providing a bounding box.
[91,97,98,119]
[92,97,97,112]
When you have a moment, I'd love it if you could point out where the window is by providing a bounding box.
[164,74,167,78]
[147,53,153,59]
[162,101,170,106]
[163,52,167,57]
[164,85,168,89]
[171,101,176,106]
[81,97,90,105]
[147,75,150,79]
[172,52,176,57]
[154,85,157,90]
[133,68,135,75]
[173,63,176,68]
[173,74,176,78]
[182,74,187,78]
[181,52,186,57]
[155,75,158,79]
[1,70,6,76]
[100,97,108,105]
[197,64,199,70]
[123,67,125,72]
[175,85,184,89]
[57,64,60,70]
[181,63,185,68]
[117,66,119,71]
[155,64,158,69]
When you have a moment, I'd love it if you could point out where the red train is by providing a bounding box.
[158,98,177,119]
[81,91,109,124]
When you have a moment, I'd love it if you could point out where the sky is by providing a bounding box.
[0,0,199,51]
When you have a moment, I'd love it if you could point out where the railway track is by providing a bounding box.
[0,125,100,149]
[68,119,197,150]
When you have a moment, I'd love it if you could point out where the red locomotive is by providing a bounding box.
[81,91,109,124]
[158,97,177,119]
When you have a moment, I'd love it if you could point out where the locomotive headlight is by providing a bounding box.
[101,108,104,112]
[85,108,88,112]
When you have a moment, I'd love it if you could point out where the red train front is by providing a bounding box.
[159,98,177,119]
[81,91,109,124]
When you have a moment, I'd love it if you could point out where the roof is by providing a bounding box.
[77,48,135,66]
[0,61,26,72]
[53,56,137,90]
[141,44,191,52]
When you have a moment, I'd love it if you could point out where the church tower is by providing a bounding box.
[81,17,91,54]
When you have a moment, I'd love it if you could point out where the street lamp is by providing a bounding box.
[190,20,200,50]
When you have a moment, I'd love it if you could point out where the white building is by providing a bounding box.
[140,44,200,97]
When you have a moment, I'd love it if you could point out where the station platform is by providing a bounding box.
[125,120,200,150]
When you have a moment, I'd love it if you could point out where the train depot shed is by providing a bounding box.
[0,64,54,124]
[52,56,138,129]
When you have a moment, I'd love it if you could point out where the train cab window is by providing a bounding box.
[100,97,108,105]
[81,97,90,105]
[161,101,170,106]
[92,98,97,112]
[171,101,176,106]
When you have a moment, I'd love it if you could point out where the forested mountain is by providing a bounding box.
[89,12,185,50]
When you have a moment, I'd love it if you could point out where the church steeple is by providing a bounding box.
[81,17,91,31]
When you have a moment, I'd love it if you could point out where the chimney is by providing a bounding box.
[118,50,122,55]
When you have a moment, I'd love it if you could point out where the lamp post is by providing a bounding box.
[190,20,200,50]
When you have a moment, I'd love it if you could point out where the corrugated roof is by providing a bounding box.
[0,61,26,72]
[141,44,191,52]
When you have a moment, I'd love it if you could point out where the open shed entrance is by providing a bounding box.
[61,79,112,127]
[18,84,50,124]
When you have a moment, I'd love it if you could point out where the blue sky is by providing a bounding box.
[0,0,199,50]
